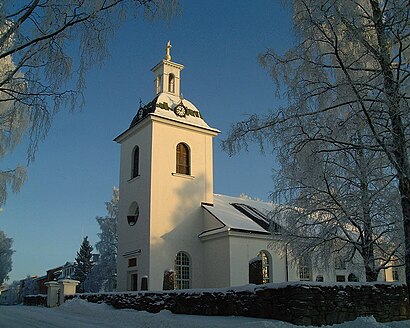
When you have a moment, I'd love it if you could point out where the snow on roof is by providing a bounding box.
[128,93,219,133]
[201,194,279,236]
[154,93,218,131]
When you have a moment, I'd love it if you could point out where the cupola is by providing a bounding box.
[151,41,184,96]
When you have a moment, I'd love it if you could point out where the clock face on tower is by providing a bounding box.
[174,104,186,117]
[137,108,144,120]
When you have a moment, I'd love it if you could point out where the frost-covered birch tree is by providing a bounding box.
[0,0,178,207]
[0,230,13,284]
[269,116,403,281]
[85,187,118,292]
[223,0,409,284]
[21,275,39,297]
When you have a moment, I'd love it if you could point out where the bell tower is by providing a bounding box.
[115,43,220,292]
[151,41,184,96]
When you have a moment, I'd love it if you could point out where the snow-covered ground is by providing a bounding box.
[1,299,410,328]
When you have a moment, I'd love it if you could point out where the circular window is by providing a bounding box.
[127,202,139,226]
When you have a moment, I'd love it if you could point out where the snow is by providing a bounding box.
[154,93,220,132]
[201,194,275,235]
[1,299,410,328]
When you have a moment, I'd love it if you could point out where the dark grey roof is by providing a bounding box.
[129,96,158,128]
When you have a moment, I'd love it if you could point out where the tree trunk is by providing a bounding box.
[365,266,378,282]
[400,178,410,296]
[370,0,410,296]
[358,143,376,282]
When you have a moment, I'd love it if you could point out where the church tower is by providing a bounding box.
[115,42,220,291]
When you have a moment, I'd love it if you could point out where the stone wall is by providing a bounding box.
[24,294,47,307]
[65,283,409,326]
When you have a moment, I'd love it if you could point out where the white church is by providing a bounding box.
[114,43,400,292]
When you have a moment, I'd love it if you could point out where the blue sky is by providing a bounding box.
[1,1,293,282]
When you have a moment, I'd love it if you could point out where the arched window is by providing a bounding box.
[347,273,359,282]
[176,143,190,175]
[299,256,312,281]
[168,74,175,93]
[156,75,161,94]
[175,251,190,289]
[132,146,139,178]
[259,251,271,284]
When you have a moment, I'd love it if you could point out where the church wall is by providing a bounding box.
[117,123,153,291]
[202,236,231,288]
[285,251,368,283]
[228,234,287,286]
[147,118,215,290]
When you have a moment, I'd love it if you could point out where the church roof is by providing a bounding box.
[129,93,219,132]
[201,194,282,238]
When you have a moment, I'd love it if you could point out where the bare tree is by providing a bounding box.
[0,0,178,207]
[223,1,409,284]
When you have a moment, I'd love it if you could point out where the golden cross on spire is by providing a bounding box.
[165,40,172,61]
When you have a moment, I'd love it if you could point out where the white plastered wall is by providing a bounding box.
[202,235,231,288]
[228,233,287,286]
[116,121,153,291]
[148,116,217,290]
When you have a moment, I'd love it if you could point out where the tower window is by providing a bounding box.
[128,258,137,267]
[175,251,190,289]
[168,74,175,93]
[156,76,161,94]
[127,202,139,226]
[132,146,139,179]
[176,143,190,175]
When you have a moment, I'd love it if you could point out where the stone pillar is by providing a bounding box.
[45,281,60,308]
[58,279,80,305]
[163,270,175,290]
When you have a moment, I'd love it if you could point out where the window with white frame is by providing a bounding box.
[299,256,312,281]
[175,251,190,289]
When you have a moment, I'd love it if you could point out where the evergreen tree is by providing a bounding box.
[85,187,118,292]
[0,230,13,285]
[74,236,94,293]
